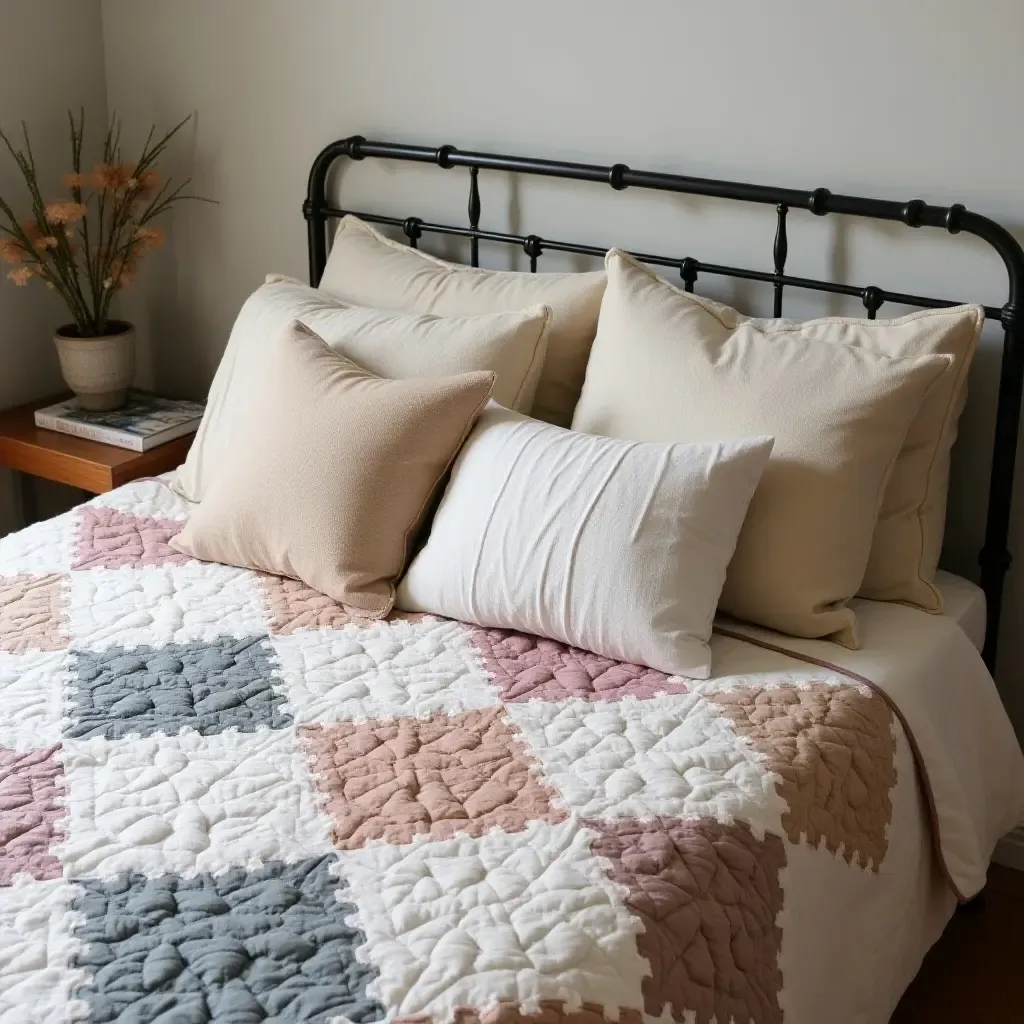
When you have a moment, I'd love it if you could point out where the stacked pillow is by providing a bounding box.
[175,230,981,677]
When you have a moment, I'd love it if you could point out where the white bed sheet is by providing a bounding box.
[935,569,986,652]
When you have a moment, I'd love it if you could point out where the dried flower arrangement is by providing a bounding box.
[0,110,208,337]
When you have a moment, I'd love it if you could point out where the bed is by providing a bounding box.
[1,138,1022,1024]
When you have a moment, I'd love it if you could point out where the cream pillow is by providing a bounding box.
[318,215,607,427]
[172,278,548,503]
[694,297,982,611]
[172,321,494,617]
[398,403,774,678]
[572,250,952,646]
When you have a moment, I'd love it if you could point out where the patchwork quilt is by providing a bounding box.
[1,478,1022,1024]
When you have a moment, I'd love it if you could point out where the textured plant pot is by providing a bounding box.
[53,321,135,411]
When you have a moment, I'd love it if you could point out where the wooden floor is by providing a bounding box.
[891,864,1024,1022]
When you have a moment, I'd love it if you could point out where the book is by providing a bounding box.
[34,391,206,452]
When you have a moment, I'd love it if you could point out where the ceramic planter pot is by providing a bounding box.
[53,321,135,411]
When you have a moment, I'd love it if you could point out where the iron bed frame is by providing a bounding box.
[304,135,1024,673]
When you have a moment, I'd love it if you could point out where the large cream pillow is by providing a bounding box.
[572,250,952,646]
[172,321,494,616]
[398,403,774,678]
[318,215,607,427]
[700,298,982,611]
[172,278,548,503]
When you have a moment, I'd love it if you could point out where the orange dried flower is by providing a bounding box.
[0,238,26,265]
[133,225,165,250]
[63,172,88,191]
[91,162,133,192]
[7,266,33,286]
[34,235,59,252]
[136,168,160,197]
[44,201,87,225]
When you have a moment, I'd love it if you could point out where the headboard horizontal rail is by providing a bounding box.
[305,135,1024,673]
[326,205,1005,321]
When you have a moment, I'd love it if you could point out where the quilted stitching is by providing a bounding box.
[274,616,498,726]
[72,506,190,570]
[709,683,897,870]
[71,856,385,1023]
[0,745,64,885]
[468,627,688,702]
[302,708,567,849]
[587,817,784,1024]
[0,574,67,654]
[338,819,649,1018]
[67,636,291,740]
[0,479,914,1021]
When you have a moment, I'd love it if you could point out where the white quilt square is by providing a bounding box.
[0,651,70,750]
[89,476,191,521]
[0,514,73,577]
[273,616,499,725]
[66,563,268,650]
[336,818,648,1018]
[58,727,334,878]
[505,693,786,832]
[0,879,86,1024]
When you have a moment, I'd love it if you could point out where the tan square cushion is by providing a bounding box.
[711,297,982,611]
[572,250,953,645]
[172,278,547,503]
[171,320,494,617]
[318,215,607,427]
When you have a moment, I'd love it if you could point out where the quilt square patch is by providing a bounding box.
[0,879,84,1021]
[67,563,269,650]
[72,506,189,571]
[505,694,786,830]
[0,574,67,655]
[469,627,688,703]
[0,514,73,576]
[71,856,384,1023]
[58,729,334,879]
[338,819,648,1018]
[587,817,785,1024]
[259,574,357,635]
[274,616,499,726]
[66,636,291,740]
[0,651,69,750]
[301,707,565,850]
[0,745,64,885]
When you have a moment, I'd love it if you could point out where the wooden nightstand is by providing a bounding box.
[0,394,193,527]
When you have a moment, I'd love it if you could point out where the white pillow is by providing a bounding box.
[397,403,774,679]
[318,216,607,428]
[172,278,549,503]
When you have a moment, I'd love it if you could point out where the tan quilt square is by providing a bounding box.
[301,707,565,849]
[0,575,68,654]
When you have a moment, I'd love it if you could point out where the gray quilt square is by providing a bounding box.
[68,636,292,740]
[71,856,384,1023]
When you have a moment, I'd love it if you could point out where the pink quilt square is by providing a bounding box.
[0,574,68,654]
[469,626,688,702]
[0,744,64,884]
[72,506,189,570]
[301,707,566,849]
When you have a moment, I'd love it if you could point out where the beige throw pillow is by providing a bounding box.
[318,215,607,427]
[172,278,548,503]
[172,321,494,617]
[572,250,952,645]
[696,297,982,611]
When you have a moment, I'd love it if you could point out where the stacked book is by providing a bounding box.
[35,392,205,452]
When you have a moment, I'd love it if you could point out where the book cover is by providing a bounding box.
[34,391,205,452]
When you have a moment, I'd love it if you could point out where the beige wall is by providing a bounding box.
[0,0,108,532]
[98,0,1024,718]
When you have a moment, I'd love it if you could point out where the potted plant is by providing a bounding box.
[0,112,207,410]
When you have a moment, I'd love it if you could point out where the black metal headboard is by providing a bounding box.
[304,135,1024,673]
